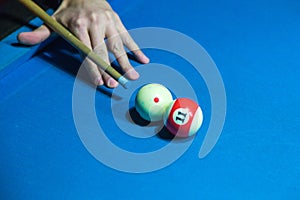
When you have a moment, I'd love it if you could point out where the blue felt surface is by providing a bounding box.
[0,9,55,79]
[0,0,300,199]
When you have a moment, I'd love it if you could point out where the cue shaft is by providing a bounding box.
[18,0,128,88]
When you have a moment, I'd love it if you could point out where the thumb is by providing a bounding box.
[17,25,51,45]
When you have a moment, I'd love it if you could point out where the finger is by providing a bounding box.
[69,24,102,85]
[93,40,119,88]
[82,58,103,85]
[106,25,139,80]
[17,25,51,45]
[114,14,150,64]
[90,26,118,88]
[100,68,119,88]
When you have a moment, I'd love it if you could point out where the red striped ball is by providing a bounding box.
[164,98,203,137]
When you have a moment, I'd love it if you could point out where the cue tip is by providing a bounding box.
[118,76,130,89]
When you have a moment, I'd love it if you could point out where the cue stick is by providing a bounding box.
[18,0,129,88]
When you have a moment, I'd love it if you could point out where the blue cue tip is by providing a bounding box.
[118,76,130,89]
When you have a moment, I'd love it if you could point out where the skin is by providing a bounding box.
[18,0,149,88]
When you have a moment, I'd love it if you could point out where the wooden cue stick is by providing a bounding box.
[19,0,129,88]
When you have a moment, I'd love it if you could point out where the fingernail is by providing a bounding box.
[126,69,139,80]
[136,52,150,64]
[107,78,118,88]
[95,77,103,85]
[142,55,150,63]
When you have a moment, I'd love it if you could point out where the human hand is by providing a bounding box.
[18,0,149,88]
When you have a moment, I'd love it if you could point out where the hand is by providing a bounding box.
[18,0,149,88]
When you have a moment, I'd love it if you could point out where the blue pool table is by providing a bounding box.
[1,0,300,199]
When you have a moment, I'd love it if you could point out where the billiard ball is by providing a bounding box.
[164,98,203,137]
[135,83,173,121]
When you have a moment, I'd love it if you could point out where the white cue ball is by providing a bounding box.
[135,83,173,121]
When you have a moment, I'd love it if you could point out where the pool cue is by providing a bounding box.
[19,0,129,88]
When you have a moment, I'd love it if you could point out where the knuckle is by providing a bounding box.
[110,41,124,56]
[122,35,132,46]
[94,47,106,57]
[69,16,87,29]
[88,12,98,23]
[102,10,115,23]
